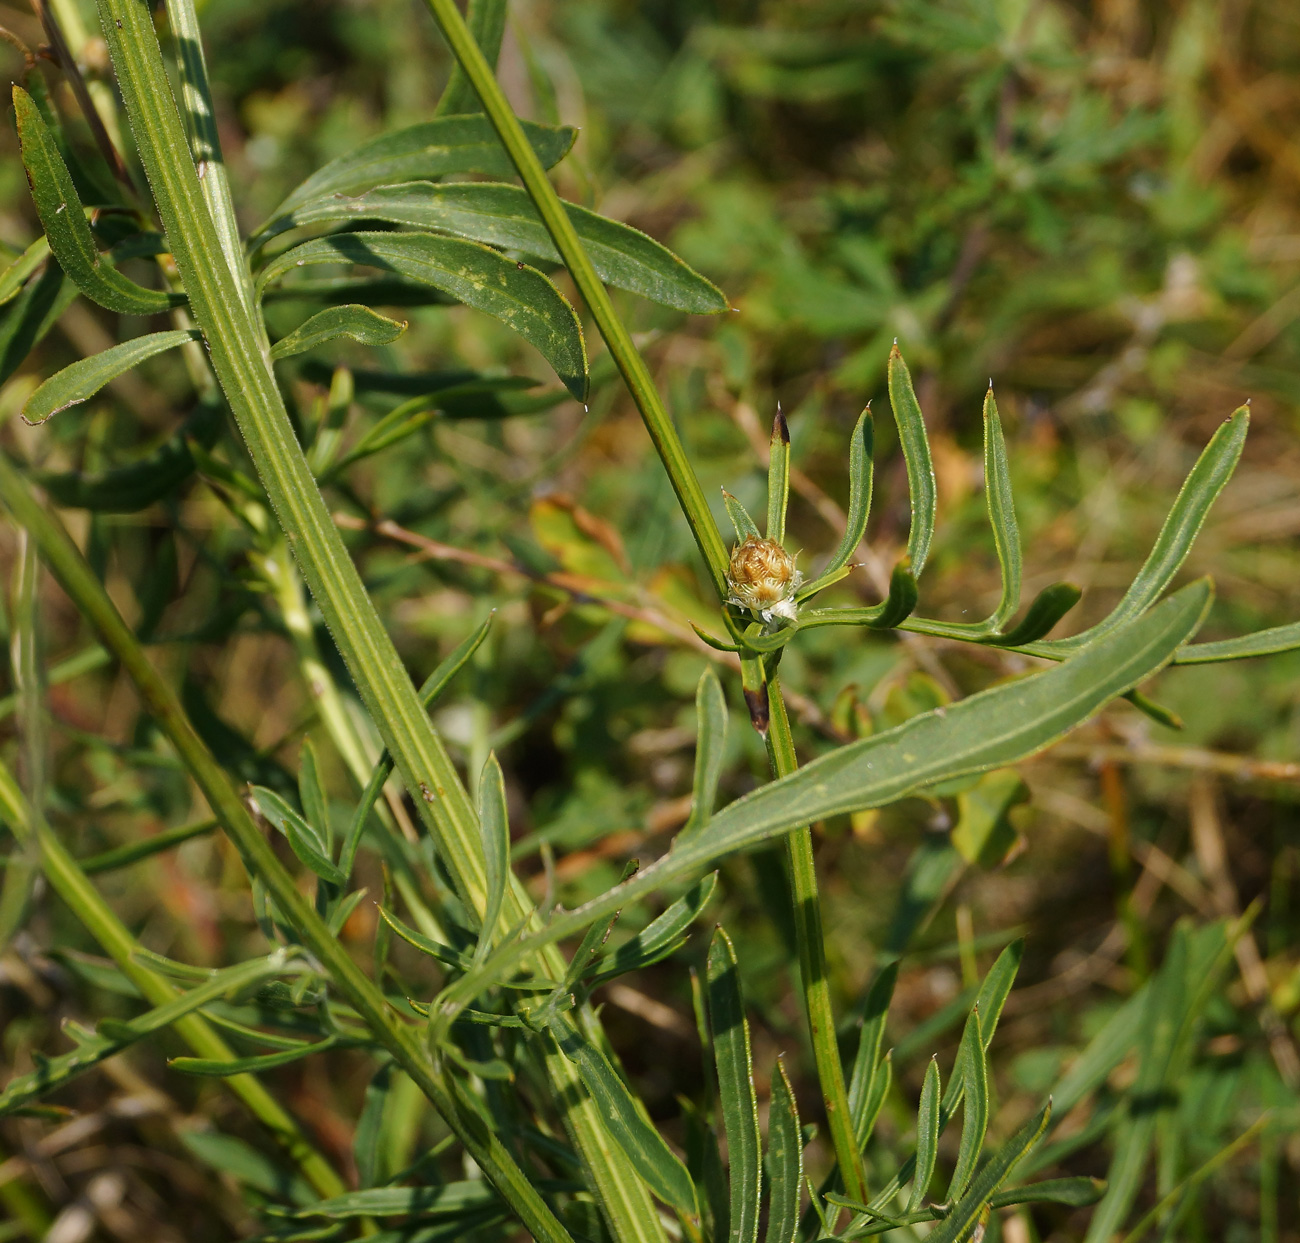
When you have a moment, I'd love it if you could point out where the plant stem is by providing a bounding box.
[0,456,576,1243]
[764,671,867,1204]
[419,0,863,1203]
[92,6,668,1234]
[420,0,732,604]
[0,742,345,1201]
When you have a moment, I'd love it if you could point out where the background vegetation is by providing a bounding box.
[1,0,1298,1239]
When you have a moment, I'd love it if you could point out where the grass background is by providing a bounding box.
[1,0,1298,1238]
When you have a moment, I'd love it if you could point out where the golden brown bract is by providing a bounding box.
[727,536,801,622]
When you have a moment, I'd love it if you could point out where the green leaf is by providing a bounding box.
[375,906,467,970]
[353,1060,394,1187]
[297,740,331,855]
[0,236,51,307]
[266,1181,502,1219]
[848,962,897,1149]
[269,304,407,360]
[265,182,728,315]
[435,0,508,116]
[680,668,729,839]
[0,262,81,388]
[13,88,180,315]
[951,769,1027,868]
[170,1036,345,1076]
[1037,408,1248,656]
[946,1009,988,1200]
[981,388,1022,633]
[983,582,1082,647]
[473,753,509,964]
[551,1011,697,1215]
[444,581,1214,998]
[21,329,201,426]
[923,1102,1051,1243]
[81,815,217,875]
[767,407,791,542]
[588,874,717,985]
[970,938,1022,1054]
[181,1130,314,1203]
[251,785,344,887]
[990,1177,1107,1209]
[907,1057,940,1211]
[801,558,917,631]
[0,954,293,1115]
[808,406,873,588]
[34,396,223,512]
[340,613,494,879]
[258,232,587,399]
[262,115,577,229]
[1173,620,1300,665]
[722,488,762,543]
[708,926,761,1243]
[763,1056,803,1243]
[887,345,936,577]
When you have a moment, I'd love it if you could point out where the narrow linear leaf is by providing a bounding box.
[376,906,467,970]
[251,785,344,887]
[473,753,509,964]
[681,667,729,839]
[170,1036,346,1076]
[708,926,761,1243]
[907,1058,941,1211]
[353,1060,394,1188]
[0,236,51,307]
[848,962,897,1147]
[887,345,936,577]
[0,954,293,1115]
[817,406,874,582]
[924,1102,1051,1243]
[589,873,717,985]
[262,116,578,228]
[13,88,180,315]
[983,388,1021,632]
[435,0,508,116]
[1173,620,1300,665]
[971,938,1023,1054]
[990,1177,1107,1209]
[767,407,791,543]
[258,232,586,399]
[764,1056,803,1243]
[551,1011,697,1215]
[341,614,494,879]
[269,304,407,361]
[441,582,1214,1007]
[266,1180,502,1220]
[298,740,330,855]
[985,582,1082,647]
[21,329,200,426]
[0,261,79,387]
[1039,408,1248,656]
[947,1009,988,1200]
[801,558,917,631]
[722,488,762,543]
[268,182,727,314]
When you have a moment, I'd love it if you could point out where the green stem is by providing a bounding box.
[420,0,732,603]
[92,5,666,1234]
[764,672,867,1205]
[0,458,574,1243]
[0,743,344,1201]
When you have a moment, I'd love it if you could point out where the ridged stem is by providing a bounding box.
[764,672,867,1204]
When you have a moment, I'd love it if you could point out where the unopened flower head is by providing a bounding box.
[727,536,802,623]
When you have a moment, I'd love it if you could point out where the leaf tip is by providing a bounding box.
[743,685,769,736]
[772,404,789,445]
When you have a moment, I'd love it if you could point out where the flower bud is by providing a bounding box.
[727,536,801,622]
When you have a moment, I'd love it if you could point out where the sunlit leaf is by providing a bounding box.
[269,304,407,360]
[906,1057,940,1211]
[764,1056,803,1243]
[13,87,181,315]
[263,115,577,228]
[265,181,728,314]
[709,926,761,1243]
[887,345,936,577]
[767,407,791,542]
[258,231,587,399]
